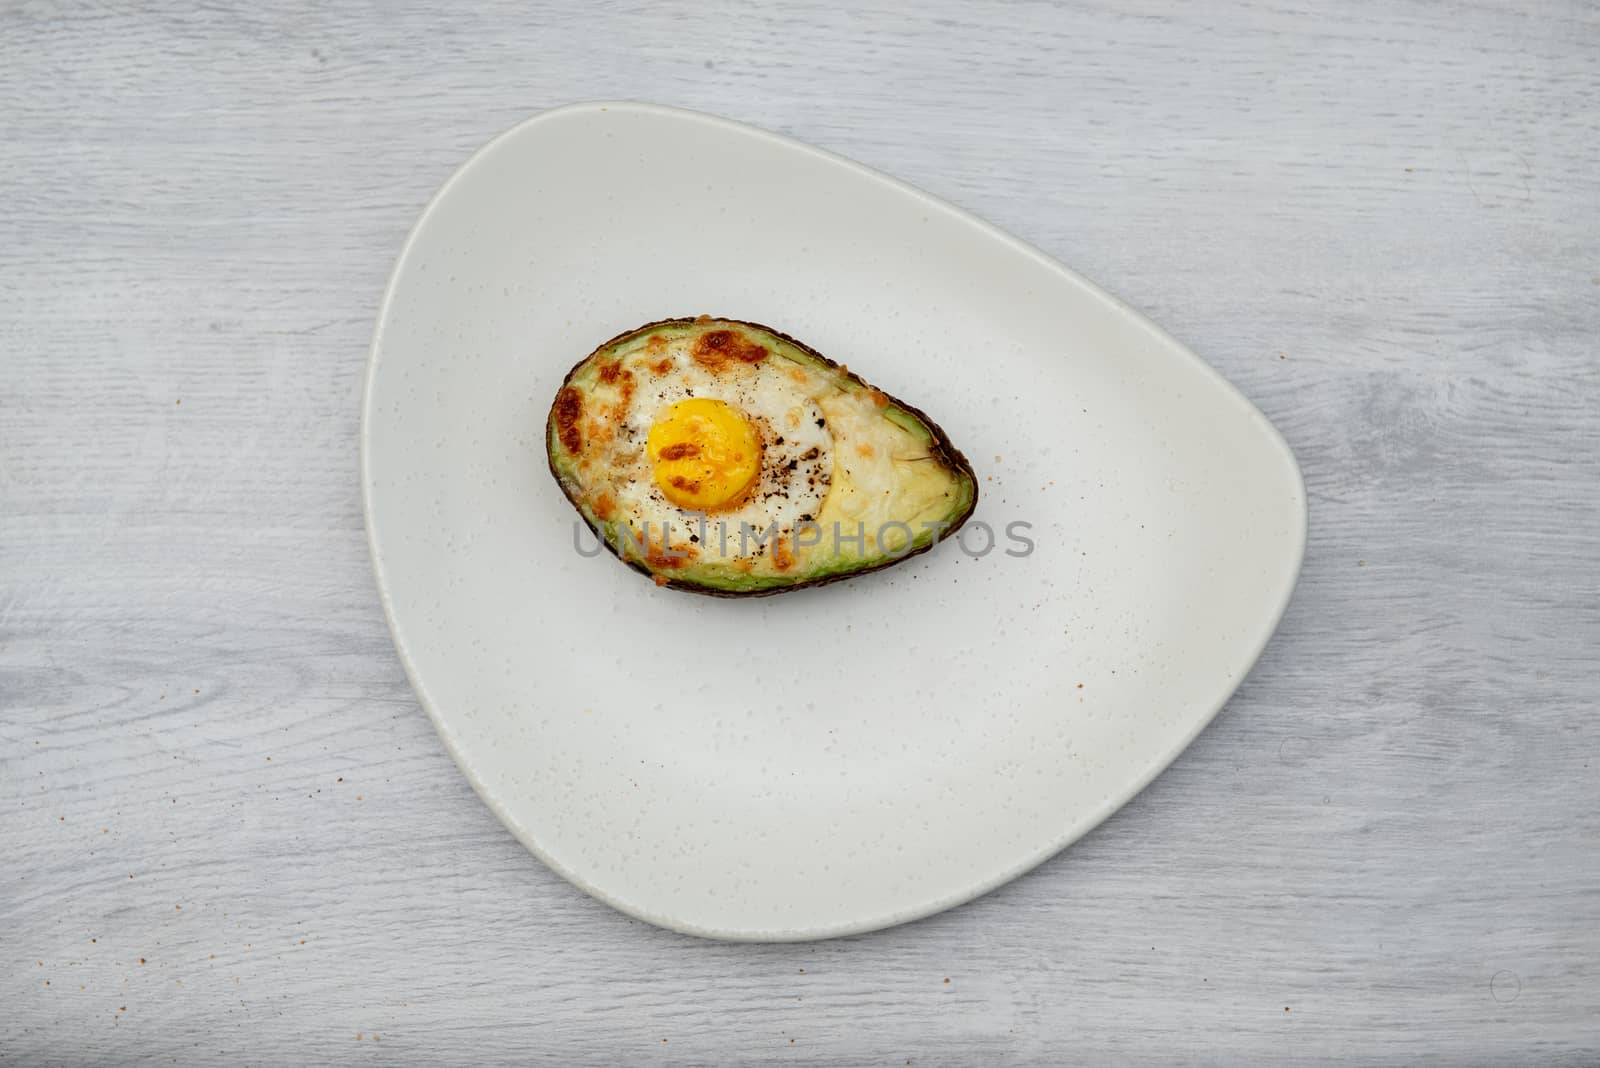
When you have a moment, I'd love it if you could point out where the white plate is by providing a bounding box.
[363,102,1306,941]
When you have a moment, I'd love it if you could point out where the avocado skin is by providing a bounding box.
[547,317,980,598]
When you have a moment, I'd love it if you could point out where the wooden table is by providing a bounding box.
[5,2,1597,1062]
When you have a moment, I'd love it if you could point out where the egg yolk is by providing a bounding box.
[646,398,762,511]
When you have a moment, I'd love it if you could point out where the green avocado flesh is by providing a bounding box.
[547,318,978,596]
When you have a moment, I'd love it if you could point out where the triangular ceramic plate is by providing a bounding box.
[363,102,1306,940]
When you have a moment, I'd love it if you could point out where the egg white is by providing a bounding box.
[608,349,834,559]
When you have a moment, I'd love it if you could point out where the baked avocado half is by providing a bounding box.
[547,317,978,596]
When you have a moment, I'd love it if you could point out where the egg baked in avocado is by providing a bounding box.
[547,317,978,596]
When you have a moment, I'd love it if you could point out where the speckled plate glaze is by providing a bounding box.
[362,102,1306,941]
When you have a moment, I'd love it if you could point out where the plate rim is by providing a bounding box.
[361,99,1309,941]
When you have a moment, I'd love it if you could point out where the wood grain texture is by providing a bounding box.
[3,0,1597,1062]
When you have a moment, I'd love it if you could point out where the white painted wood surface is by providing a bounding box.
[4,1,1597,1062]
